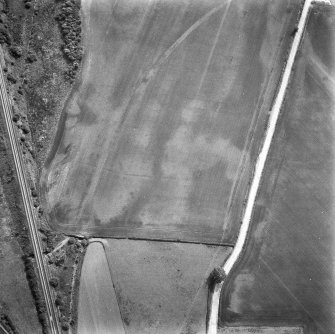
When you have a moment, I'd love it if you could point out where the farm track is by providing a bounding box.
[207,0,313,333]
[0,52,61,334]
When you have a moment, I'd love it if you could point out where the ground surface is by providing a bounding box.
[0,176,41,334]
[78,242,124,334]
[0,57,42,333]
[0,183,42,334]
[42,0,301,244]
[0,0,84,332]
[97,239,231,334]
[220,5,335,333]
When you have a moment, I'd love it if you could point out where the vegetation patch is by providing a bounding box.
[55,0,82,82]
[22,255,48,333]
[0,314,19,334]
[208,267,226,290]
[0,121,42,332]
[47,236,88,332]
[0,0,84,332]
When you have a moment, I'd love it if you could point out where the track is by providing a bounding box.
[206,0,313,333]
[0,52,61,334]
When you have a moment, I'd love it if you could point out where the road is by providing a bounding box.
[207,0,313,333]
[0,51,61,334]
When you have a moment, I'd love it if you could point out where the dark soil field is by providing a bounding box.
[42,0,301,244]
[102,239,231,334]
[220,5,335,333]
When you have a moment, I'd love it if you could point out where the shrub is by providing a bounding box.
[26,53,37,63]
[0,27,11,44]
[55,294,63,307]
[61,321,69,331]
[208,267,226,285]
[7,73,17,84]
[9,46,23,58]
[31,189,38,197]
[49,277,59,288]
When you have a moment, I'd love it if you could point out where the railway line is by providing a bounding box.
[0,323,9,334]
[0,51,61,334]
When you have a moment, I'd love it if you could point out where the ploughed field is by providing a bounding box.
[220,5,335,333]
[42,0,301,244]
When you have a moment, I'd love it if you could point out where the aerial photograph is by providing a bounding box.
[0,0,334,333]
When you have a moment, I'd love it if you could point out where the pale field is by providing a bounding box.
[103,239,231,334]
[77,242,124,334]
[42,0,301,244]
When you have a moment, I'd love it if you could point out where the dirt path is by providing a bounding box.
[207,0,313,333]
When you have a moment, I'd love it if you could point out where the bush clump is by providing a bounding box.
[26,52,37,63]
[6,73,17,84]
[0,26,11,44]
[21,255,48,331]
[55,0,82,82]
[0,314,19,334]
[55,294,63,307]
[49,277,59,288]
[208,267,226,286]
[9,45,23,58]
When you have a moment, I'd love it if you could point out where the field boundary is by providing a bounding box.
[75,235,235,247]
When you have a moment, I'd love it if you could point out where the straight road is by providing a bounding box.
[0,52,61,334]
[207,0,313,333]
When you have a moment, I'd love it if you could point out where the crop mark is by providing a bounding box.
[75,1,229,228]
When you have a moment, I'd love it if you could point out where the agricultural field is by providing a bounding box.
[95,239,231,334]
[78,242,124,334]
[42,0,302,244]
[220,5,335,333]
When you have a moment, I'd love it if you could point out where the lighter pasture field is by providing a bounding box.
[220,5,335,333]
[77,242,124,334]
[42,0,301,244]
[103,239,231,334]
